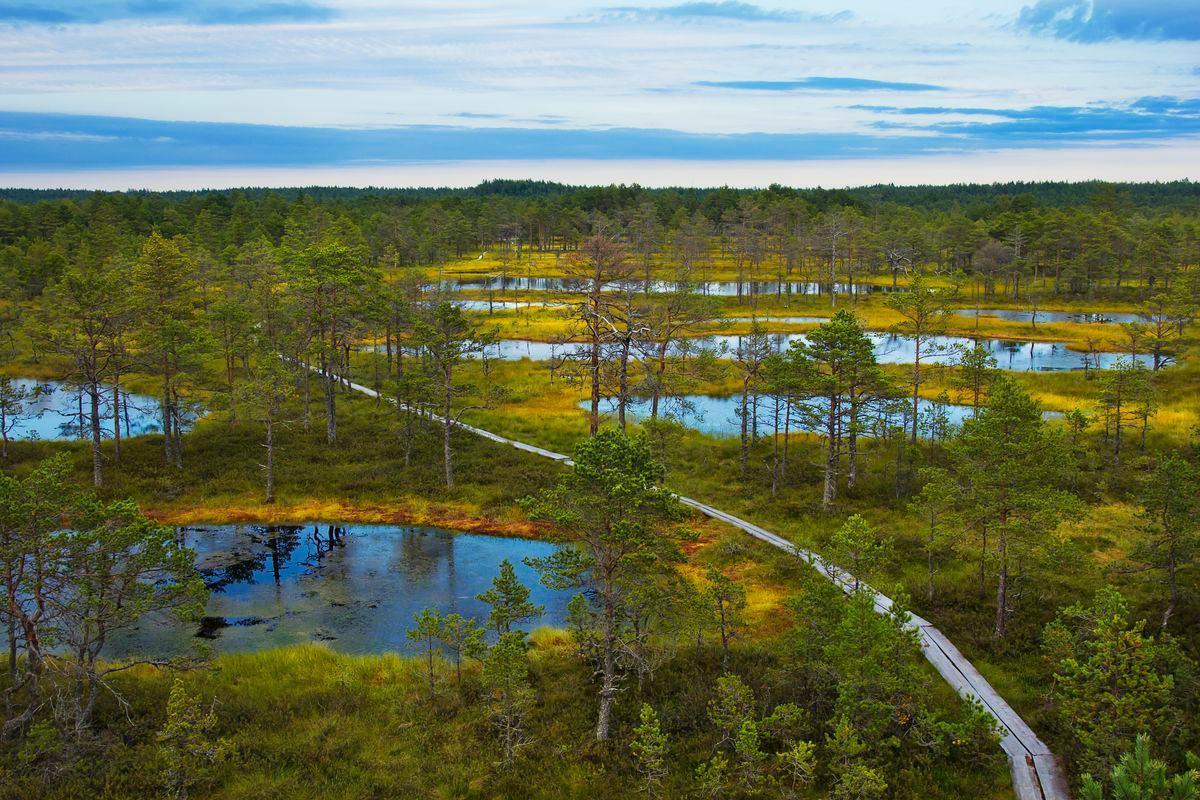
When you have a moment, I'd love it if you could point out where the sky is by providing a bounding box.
[0,0,1197,188]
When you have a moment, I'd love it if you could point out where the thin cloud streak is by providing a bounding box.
[2,101,1197,171]
[595,2,853,23]
[695,77,947,92]
[0,1,339,26]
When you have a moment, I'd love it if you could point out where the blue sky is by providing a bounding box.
[0,1,1197,187]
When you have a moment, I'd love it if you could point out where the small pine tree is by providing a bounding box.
[827,718,887,800]
[777,740,817,796]
[482,631,535,765]
[1042,587,1175,778]
[407,607,443,695]
[827,514,892,591]
[630,703,668,798]
[436,612,486,685]
[705,566,747,671]
[694,753,729,800]
[157,679,230,800]
[1079,734,1200,800]
[733,719,766,790]
[477,559,544,635]
[707,673,755,750]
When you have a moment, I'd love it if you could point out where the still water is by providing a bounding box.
[583,395,976,438]
[485,333,1142,371]
[954,309,1141,325]
[4,379,179,440]
[583,394,1063,438]
[107,524,575,659]
[440,275,903,297]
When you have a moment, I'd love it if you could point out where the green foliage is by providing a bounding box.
[776,740,816,796]
[1043,587,1185,778]
[910,466,959,600]
[0,375,32,458]
[884,271,955,445]
[1,456,206,736]
[733,719,768,791]
[760,703,809,751]
[826,718,888,800]
[950,342,999,413]
[477,559,544,635]
[407,607,443,695]
[482,631,536,764]
[436,612,486,684]
[523,430,684,742]
[630,704,668,798]
[694,753,730,800]
[1096,357,1158,461]
[157,679,230,800]
[827,514,892,590]
[704,565,747,669]
[774,309,888,510]
[707,673,755,750]
[949,375,1081,638]
[1078,734,1200,800]
[1133,451,1200,628]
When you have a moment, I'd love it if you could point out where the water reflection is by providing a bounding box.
[3,379,194,441]
[585,394,1063,439]
[107,524,573,658]
[439,275,903,297]
[483,333,1144,372]
[954,309,1141,325]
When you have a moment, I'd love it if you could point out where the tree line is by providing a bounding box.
[2,180,1198,301]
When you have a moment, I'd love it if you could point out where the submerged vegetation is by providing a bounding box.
[1,180,1199,798]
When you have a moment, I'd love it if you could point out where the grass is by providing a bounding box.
[451,289,1140,351]
[0,385,563,538]
[1,606,1012,800]
[4,291,1195,794]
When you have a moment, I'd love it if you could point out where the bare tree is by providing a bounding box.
[563,233,635,435]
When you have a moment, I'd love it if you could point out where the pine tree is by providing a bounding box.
[157,679,230,800]
[407,608,443,695]
[733,719,767,790]
[950,376,1079,638]
[476,559,543,635]
[827,514,892,591]
[482,631,535,765]
[777,740,817,796]
[1078,734,1200,800]
[523,431,683,742]
[1043,587,1177,778]
[826,718,887,800]
[1134,452,1200,629]
[630,703,668,798]
[704,566,747,671]
[436,612,486,685]
[707,673,755,751]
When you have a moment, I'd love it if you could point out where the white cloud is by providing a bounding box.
[0,0,1195,177]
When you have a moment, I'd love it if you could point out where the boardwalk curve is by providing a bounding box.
[325,369,1069,800]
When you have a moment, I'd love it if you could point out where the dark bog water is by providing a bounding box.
[107,524,574,659]
[4,379,190,441]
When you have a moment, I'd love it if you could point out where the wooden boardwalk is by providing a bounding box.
[329,371,1069,800]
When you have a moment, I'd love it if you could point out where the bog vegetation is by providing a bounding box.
[1,180,1199,799]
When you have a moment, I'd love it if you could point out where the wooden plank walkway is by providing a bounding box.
[327,370,1069,800]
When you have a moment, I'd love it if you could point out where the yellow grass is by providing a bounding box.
[145,496,546,538]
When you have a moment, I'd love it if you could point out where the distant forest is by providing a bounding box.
[1,179,1197,301]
